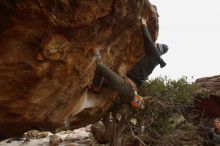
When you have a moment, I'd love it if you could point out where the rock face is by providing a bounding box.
[0,0,159,139]
[195,75,220,119]
[91,122,108,144]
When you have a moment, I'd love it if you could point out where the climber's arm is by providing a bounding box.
[141,25,154,44]
[140,18,166,68]
[140,18,155,53]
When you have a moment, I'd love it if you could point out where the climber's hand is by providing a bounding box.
[95,47,101,62]
[140,18,147,26]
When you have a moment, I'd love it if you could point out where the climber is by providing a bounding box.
[126,17,168,87]
[208,118,220,145]
[89,17,169,108]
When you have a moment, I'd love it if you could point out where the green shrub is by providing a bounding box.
[140,76,196,115]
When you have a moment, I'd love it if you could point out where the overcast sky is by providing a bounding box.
[149,0,220,81]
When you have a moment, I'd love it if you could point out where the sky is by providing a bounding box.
[149,0,220,81]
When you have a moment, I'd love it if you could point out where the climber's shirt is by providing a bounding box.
[127,55,157,86]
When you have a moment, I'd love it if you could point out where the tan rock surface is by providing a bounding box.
[0,0,159,139]
[196,75,220,97]
[195,75,220,119]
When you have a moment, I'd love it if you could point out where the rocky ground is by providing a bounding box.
[0,126,106,146]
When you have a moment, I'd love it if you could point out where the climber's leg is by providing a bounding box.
[88,66,105,93]
[90,63,134,97]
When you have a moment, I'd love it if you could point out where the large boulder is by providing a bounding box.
[195,75,220,119]
[0,0,159,139]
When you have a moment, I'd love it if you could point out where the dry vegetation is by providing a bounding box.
[102,77,205,146]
